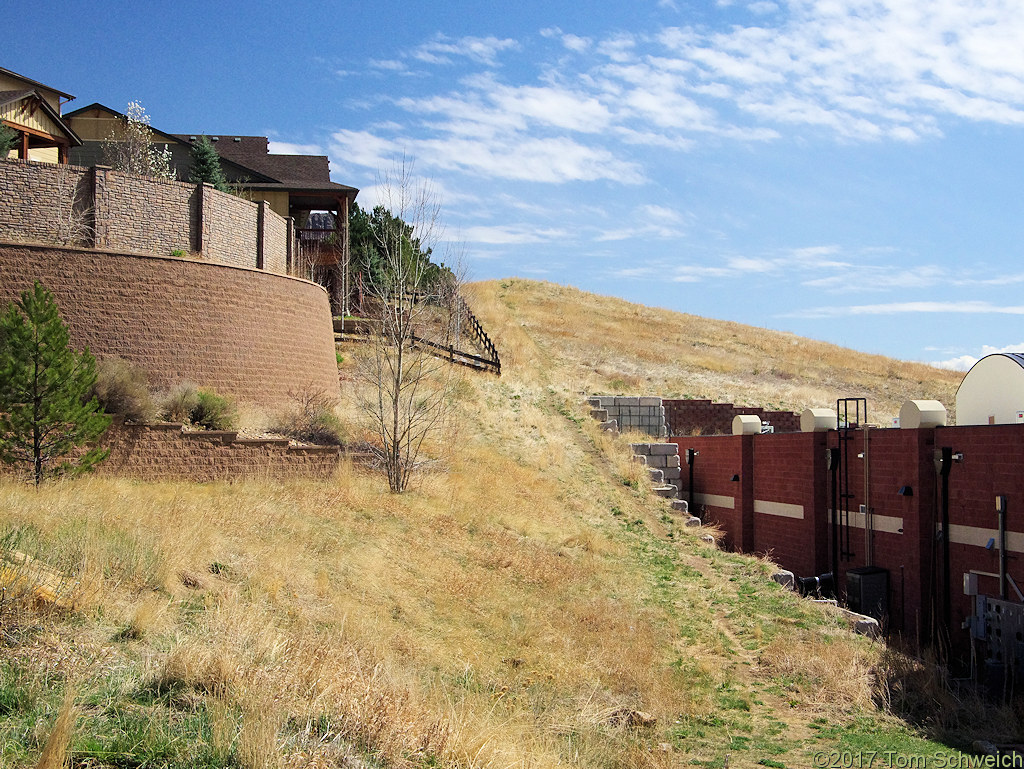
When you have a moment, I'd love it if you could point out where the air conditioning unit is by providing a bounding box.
[846,567,889,619]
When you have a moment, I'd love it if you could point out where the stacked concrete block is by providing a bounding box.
[587,396,667,438]
[630,441,681,499]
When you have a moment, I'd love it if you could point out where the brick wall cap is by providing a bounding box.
[287,446,341,455]
[183,430,238,441]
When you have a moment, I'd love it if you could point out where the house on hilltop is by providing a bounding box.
[65,103,358,310]
[0,67,82,163]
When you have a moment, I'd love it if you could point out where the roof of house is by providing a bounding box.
[0,89,83,146]
[62,102,358,204]
[174,134,358,198]
[0,67,74,101]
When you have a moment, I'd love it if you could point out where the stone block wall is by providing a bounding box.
[202,184,259,268]
[629,441,683,496]
[0,243,339,407]
[96,167,197,254]
[260,203,289,274]
[0,160,292,276]
[0,161,93,245]
[588,395,667,438]
[98,422,339,482]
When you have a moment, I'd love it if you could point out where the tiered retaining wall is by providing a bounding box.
[664,398,800,436]
[0,242,339,407]
[0,160,293,275]
[98,422,339,482]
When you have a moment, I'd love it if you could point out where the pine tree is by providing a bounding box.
[188,135,229,192]
[0,282,111,485]
[0,123,18,159]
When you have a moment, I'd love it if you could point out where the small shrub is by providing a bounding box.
[158,383,199,424]
[91,357,156,422]
[157,385,236,430]
[274,388,345,445]
[191,390,236,431]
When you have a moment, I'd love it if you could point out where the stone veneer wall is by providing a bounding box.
[0,160,293,276]
[202,184,259,268]
[261,203,289,275]
[98,422,339,482]
[96,167,197,254]
[0,161,92,245]
[0,242,339,407]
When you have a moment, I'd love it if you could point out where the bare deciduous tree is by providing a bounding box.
[354,161,461,493]
[53,164,94,246]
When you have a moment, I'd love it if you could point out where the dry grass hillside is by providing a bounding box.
[464,278,962,424]
[0,279,1009,769]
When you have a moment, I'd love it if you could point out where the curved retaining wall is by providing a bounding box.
[0,243,339,407]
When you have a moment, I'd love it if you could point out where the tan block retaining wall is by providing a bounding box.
[97,422,339,482]
[0,242,339,407]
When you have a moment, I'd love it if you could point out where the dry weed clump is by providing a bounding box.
[759,631,876,711]
[873,645,1019,740]
[34,686,77,769]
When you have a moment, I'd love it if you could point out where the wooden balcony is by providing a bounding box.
[296,228,346,266]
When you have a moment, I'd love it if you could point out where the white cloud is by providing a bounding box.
[343,2,1024,195]
[369,59,406,72]
[329,129,644,184]
[784,301,1024,320]
[931,342,1024,371]
[267,140,322,155]
[461,225,568,244]
[413,35,519,66]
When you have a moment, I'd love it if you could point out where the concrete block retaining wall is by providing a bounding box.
[98,422,340,482]
[587,395,667,438]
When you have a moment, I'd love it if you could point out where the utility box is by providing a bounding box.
[846,567,889,619]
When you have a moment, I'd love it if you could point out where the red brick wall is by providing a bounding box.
[98,422,339,482]
[751,432,828,578]
[672,423,1024,658]
[670,435,749,549]
[0,243,339,407]
[934,426,1024,655]
[665,398,800,436]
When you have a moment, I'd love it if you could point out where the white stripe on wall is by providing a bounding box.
[947,524,1024,554]
[754,499,805,519]
[695,493,735,510]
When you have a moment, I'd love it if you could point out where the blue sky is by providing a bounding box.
[13,0,1024,369]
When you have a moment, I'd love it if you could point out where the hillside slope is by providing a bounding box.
[465,278,962,424]
[0,280,1003,769]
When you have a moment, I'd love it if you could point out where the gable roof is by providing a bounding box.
[63,102,358,204]
[0,89,82,146]
[0,67,74,101]
[64,102,187,145]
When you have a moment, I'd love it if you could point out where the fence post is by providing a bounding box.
[90,165,111,249]
[256,201,266,270]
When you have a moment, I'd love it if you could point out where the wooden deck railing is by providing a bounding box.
[334,292,501,376]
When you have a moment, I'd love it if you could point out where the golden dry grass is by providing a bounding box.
[0,278,987,768]
[465,278,962,424]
